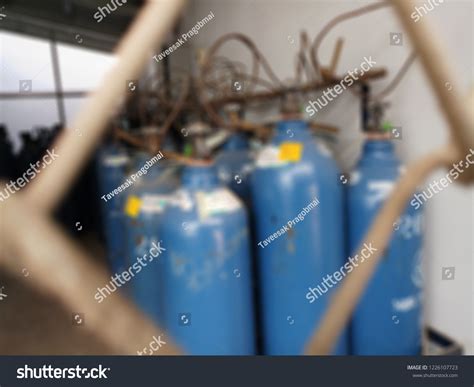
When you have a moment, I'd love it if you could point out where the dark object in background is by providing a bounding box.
[0,125,17,179]
[10,124,103,238]
[424,326,463,356]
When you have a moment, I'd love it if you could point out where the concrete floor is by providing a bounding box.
[0,269,119,355]
[0,235,120,355]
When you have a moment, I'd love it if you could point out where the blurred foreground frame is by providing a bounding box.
[0,0,186,355]
[0,0,473,356]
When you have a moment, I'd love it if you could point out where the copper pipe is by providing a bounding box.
[209,68,387,106]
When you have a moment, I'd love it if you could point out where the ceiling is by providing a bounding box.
[0,0,145,51]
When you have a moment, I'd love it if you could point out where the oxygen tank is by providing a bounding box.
[215,132,254,204]
[251,118,347,355]
[215,131,263,351]
[124,151,179,326]
[160,163,255,354]
[97,143,129,274]
[348,135,423,354]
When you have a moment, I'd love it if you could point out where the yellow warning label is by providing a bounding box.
[125,195,142,218]
[279,142,303,162]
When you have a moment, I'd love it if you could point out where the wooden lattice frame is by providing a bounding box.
[0,0,472,355]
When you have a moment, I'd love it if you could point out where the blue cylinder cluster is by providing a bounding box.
[96,123,423,355]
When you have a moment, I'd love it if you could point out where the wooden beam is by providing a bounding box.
[391,0,474,166]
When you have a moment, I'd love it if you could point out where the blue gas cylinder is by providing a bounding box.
[348,139,423,355]
[160,164,255,354]
[251,119,347,355]
[215,132,254,203]
[124,151,179,326]
[96,143,129,274]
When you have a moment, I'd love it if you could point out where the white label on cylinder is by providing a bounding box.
[140,194,171,214]
[255,146,288,168]
[196,189,241,219]
[103,155,129,167]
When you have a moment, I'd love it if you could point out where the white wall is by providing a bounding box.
[185,0,474,353]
